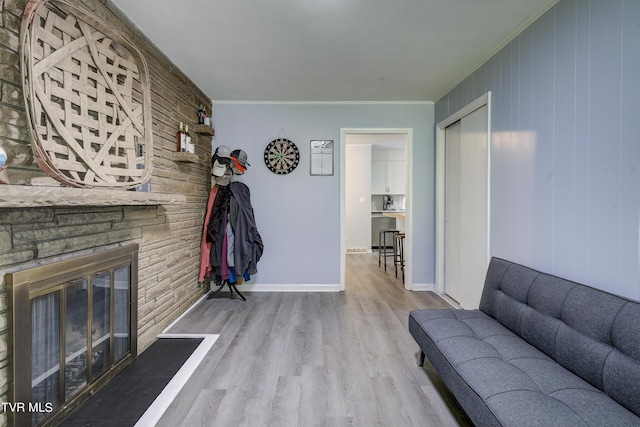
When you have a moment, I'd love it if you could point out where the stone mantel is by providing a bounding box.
[0,185,185,208]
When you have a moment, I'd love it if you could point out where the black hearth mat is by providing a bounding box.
[60,338,203,427]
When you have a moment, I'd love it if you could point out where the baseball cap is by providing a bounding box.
[212,145,232,167]
[231,149,250,167]
[230,149,250,174]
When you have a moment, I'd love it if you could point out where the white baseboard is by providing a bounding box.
[346,248,373,254]
[237,283,341,292]
[411,282,435,291]
[191,283,433,293]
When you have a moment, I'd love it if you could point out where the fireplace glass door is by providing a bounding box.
[113,266,131,363]
[65,279,88,401]
[91,271,111,381]
[9,245,138,427]
[31,292,60,426]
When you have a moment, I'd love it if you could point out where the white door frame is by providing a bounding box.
[435,92,492,295]
[340,128,414,291]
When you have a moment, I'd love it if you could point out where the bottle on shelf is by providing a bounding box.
[198,104,205,125]
[185,125,193,153]
[176,122,186,152]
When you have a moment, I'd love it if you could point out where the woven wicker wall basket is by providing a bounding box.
[21,0,152,188]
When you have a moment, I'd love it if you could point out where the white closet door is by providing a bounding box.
[444,105,488,309]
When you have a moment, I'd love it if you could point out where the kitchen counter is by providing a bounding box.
[371,210,405,232]
[381,211,406,219]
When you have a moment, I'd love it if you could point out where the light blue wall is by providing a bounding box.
[436,0,640,300]
[212,103,434,288]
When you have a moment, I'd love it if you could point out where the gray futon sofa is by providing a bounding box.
[409,257,640,426]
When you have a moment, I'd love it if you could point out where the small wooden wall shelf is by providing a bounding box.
[173,152,199,164]
[192,124,215,136]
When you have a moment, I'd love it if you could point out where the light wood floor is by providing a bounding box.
[158,252,472,426]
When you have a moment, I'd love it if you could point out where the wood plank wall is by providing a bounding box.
[435,0,640,301]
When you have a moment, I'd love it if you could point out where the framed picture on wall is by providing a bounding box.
[310,140,334,176]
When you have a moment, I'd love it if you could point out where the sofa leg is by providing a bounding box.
[417,350,425,367]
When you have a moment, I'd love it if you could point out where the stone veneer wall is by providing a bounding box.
[0,0,212,423]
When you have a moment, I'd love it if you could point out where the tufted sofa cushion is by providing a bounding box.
[409,257,640,426]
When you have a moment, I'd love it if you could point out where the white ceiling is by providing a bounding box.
[110,0,557,103]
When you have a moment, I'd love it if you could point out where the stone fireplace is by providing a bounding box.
[0,186,209,426]
[0,0,214,425]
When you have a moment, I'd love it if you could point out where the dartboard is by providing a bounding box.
[264,138,300,174]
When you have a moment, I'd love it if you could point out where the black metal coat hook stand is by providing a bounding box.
[207,279,246,301]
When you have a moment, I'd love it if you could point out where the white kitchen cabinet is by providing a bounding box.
[387,160,406,194]
[371,160,387,194]
[371,157,405,194]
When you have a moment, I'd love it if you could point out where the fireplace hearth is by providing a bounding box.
[7,244,139,427]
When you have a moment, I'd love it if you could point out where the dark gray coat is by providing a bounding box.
[230,182,263,275]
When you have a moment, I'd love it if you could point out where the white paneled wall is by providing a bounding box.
[436,0,640,300]
[345,144,372,251]
[212,103,433,289]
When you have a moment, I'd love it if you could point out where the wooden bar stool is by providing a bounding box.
[378,229,399,271]
[394,232,405,282]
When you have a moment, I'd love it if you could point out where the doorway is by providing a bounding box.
[340,128,413,291]
[435,93,491,309]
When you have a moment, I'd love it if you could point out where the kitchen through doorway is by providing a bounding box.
[340,128,413,291]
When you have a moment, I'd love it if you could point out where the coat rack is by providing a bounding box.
[207,280,246,301]
[200,145,263,302]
